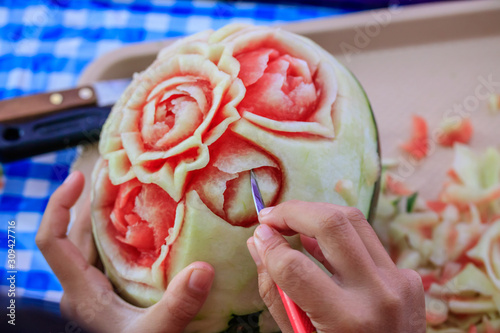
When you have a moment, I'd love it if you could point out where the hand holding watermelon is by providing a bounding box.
[36,171,215,333]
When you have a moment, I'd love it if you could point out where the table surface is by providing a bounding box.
[0,0,366,307]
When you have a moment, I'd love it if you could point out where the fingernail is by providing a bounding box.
[259,207,274,217]
[247,237,262,267]
[63,172,76,184]
[255,224,275,242]
[189,268,212,293]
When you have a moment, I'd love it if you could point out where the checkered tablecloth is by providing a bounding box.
[0,0,359,306]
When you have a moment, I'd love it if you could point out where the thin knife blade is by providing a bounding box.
[92,78,131,107]
[250,170,265,214]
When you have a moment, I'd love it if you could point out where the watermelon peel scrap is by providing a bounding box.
[374,145,500,333]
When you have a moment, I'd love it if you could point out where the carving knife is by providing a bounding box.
[250,170,316,333]
[0,78,131,162]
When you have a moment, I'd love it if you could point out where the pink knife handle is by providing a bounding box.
[276,285,316,333]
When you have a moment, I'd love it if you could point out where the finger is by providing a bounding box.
[42,173,146,332]
[36,171,93,290]
[247,238,293,333]
[399,269,426,333]
[300,235,336,274]
[399,269,425,305]
[262,202,394,269]
[330,205,396,269]
[253,224,344,320]
[60,276,133,333]
[134,262,214,333]
[68,194,97,264]
[259,201,378,283]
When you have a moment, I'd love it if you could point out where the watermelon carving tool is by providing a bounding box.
[250,170,316,333]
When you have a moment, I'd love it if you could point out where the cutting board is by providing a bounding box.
[73,0,500,214]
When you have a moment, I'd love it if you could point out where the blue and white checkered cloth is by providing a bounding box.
[0,0,355,305]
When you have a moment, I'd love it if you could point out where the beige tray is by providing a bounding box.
[74,0,500,212]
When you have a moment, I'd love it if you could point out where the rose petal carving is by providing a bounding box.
[91,159,185,300]
[213,25,338,138]
[189,133,282,227]
[100,52,244,201]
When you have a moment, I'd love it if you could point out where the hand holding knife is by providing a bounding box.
[250,170,316,333]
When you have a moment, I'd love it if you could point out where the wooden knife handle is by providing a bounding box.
[0,86,98,122]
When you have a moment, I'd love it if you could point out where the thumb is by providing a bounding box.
[132,262,215,333]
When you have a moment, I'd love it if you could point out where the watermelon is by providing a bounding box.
[91,24,380,332]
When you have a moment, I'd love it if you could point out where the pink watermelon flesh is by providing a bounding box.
[110,180,177,266]
[142,79,211,150]
[236,48,318,121]
[189,133,281,227]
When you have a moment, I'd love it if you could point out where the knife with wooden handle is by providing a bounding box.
[0,78,130,122]
[0,78,131,162]
[0,106,112,162]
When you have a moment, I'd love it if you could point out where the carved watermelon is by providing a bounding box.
[91,24,380,332]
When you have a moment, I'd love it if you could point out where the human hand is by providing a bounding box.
[247,201,425,333]
[36,171,215,333]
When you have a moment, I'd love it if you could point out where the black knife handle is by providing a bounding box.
[0,106,111,163]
